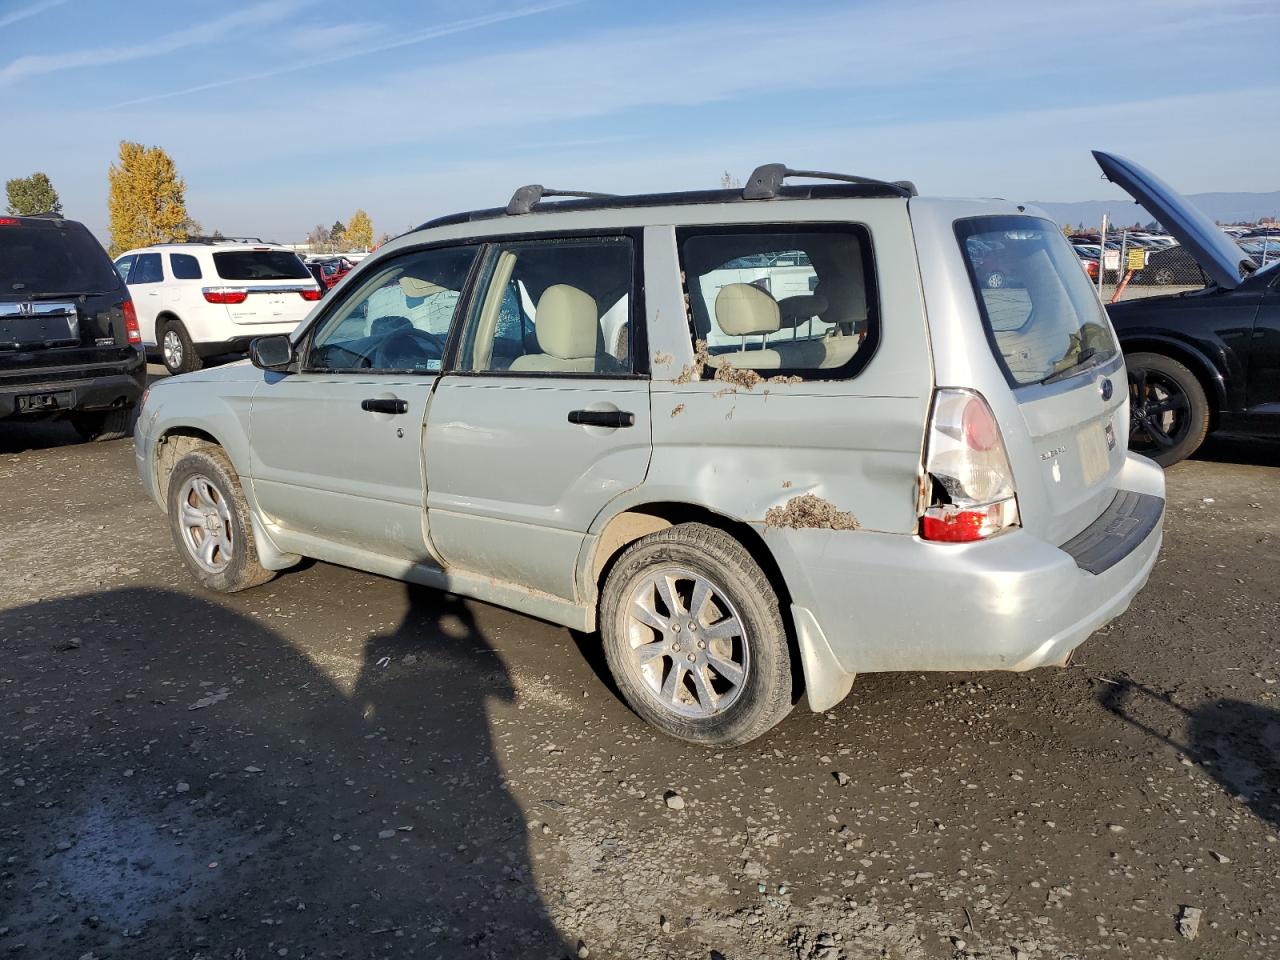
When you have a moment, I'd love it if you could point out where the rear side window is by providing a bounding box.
[170,253,202,279]
[677,226,877,380]
[130,253,164,284]
[0,221,121,295]
[213,250,310,281]
[956,216,1118,387]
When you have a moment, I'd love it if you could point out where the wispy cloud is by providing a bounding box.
[0,0,303,87]
[285,21,384,52]
[110,0,582,108]
[0,0,67,31]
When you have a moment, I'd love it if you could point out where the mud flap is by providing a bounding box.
[791,604,856,712]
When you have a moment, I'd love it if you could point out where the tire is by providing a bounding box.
[1126,351,1210,467]
[70,406,133,442]
[166,446,275,593]
[160,318,202,375]
[600,522,793,747]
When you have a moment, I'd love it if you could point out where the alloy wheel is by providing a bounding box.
[163,329,184,370]
[177,474,234,573]
[1129,366,1190,455]
[621,566,750,719]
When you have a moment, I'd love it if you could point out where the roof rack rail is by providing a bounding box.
[180,235,267,244]
[742,163,917,200]
[506,185,617,216]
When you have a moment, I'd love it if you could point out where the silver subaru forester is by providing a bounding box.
[134,163,1165,746]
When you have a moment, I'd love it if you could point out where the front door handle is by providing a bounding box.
[361,398,408,414]
[568,409,635,428]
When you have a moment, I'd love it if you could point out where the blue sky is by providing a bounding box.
[2,0,1277,242]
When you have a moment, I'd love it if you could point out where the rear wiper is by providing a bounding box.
[1040,346,1111,385]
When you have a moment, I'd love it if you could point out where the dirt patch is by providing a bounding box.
[653,351,673,366]
[669,403,685,418]
[764,494,860,531]
[672,340,712,385]
[713,364,764,390]
[767,374,803,384]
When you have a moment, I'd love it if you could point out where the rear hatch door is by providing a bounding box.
[210,248,319,326]
[1092,150,1254,289]
[0,217,136,374]
[955,214,1129,544]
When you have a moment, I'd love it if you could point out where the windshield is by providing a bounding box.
[0,221,122,296]
[956,216,1118,387]
[213,250,310,281]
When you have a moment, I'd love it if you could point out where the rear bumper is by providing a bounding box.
[766,452,1165,710]
[0,357,146,419]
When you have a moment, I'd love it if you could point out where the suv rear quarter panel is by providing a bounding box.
[637,202,934,538]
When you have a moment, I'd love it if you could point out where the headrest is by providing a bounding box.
[715,283,780,337]
[400,276,445,298]
[776,293,829,329]
[535,284,599,359]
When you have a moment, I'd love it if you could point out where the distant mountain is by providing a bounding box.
[1029,191,1280,229]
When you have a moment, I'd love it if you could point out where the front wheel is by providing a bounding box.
[600,523,793,747]
[1127,352,1210,467]
[166,447,275,593]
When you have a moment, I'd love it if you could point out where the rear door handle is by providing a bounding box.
[568,409,635,428]
[361,398,408,414]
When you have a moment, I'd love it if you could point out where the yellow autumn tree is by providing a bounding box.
[107,141,189,256]
[345,209,373,250]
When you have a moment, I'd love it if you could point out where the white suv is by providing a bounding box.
[114,239,321,374]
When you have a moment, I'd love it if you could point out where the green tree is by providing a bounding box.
[330,220,346,246]
[345,209,373,250]
[5,171,62,216]
[107,141,189,256]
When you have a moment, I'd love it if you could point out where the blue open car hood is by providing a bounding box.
[1092,150,1253,290]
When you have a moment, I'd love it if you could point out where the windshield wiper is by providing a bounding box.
[1040,346,1112,385]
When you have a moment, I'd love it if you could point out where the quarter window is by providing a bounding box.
[304,245,478,373]
[677,227,878,379]
[169,253,202,279]
[457,236,636,375]
[114,255,134,283]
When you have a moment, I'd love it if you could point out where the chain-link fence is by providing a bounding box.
[1072,224,1280,303]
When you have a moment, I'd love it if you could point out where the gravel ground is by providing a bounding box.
[1,417,1277,960]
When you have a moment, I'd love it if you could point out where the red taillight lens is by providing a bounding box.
[300,287,323,301]
[0,217,19,226]
[203,287,248,304]
[919,389,1020,543]
[122,299,142,345]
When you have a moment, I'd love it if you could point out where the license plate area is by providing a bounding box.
[17,390,73,412]
[1077,421,1111,486]
[0,313,77,349]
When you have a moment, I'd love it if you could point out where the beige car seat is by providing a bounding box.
[714,283,783,369]
[509,284,602,373]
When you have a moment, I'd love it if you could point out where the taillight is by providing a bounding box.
[300,287,323,301]
[0,217,19,226]
[919,389,1020,543]
[122,298,142,345]
[203,287,248,304]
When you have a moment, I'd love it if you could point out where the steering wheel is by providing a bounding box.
[372,325,445,370]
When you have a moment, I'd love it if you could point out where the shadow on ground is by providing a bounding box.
[1191,434,1280,469]
[0,586,570,958]
[1098,677,1280,832]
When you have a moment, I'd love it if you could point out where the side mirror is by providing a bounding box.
[250,335,294,371]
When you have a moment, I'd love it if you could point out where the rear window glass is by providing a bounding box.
[0,221,121,295]
[170,253,202,279]
[213,250,310,281]
[956,216,1118,387]
[677,226,877,380]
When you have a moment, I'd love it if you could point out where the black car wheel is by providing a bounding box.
[1126,352,1210,467]
[70,407,133,442]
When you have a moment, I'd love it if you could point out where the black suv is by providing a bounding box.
[1,214,146,440]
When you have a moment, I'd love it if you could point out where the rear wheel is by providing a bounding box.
[167,447,275,593]
[70,406,132,442]
[984,271,1005,289]
[600,523,792,747]
[160,318,202,375]
[1127,351,1210,467]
